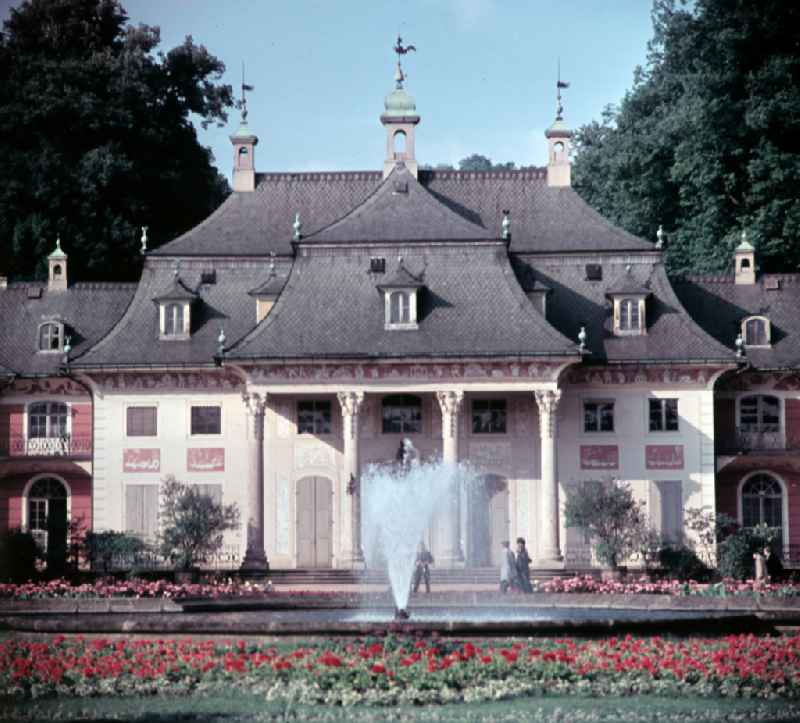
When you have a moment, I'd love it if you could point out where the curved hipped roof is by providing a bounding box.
[0,282,136,376]
[512,256,736,365]
[673,274,800,370]
[227,244,580,361]
[151,168,655,257]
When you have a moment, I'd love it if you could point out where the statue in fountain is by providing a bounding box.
[395,437,418,472]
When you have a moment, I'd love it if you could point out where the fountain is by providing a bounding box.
[361,439,469,617]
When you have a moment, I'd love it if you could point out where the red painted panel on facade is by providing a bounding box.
[0,405,25,457]
[580,445,619,470]
[123,448,160,473]
[187,448,225,472]
[785,400,800,450]
[71,404,92,455]
[645,445,684,470]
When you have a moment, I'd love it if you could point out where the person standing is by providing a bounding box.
[499,540,516,593]
[515,537,533,593]
[412,541,434,594]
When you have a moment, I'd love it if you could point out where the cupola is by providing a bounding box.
[377,259,424,330]
[381,37,420,179]
[230,76,258,192]
[606,267,650,336]
[152,272,197,340]
[48,237,68,291]
[734,229,756,285]
[545,77,572,188]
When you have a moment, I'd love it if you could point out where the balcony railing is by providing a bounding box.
[735,424,784,452]
[0,434,92,458]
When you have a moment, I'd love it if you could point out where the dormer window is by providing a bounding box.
[38,322,64,352]
[607,269,650,336]
[743,316,770,347]
[152,274,196,340]
[378,261,423,331]
[619,299,640,331]
[163,303,185,337]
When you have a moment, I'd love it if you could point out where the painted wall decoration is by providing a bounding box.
[187,448,225,472]
[580,445,619,470]
[566,365,730,388]
[645,444,684,470]
[123,448,160,473]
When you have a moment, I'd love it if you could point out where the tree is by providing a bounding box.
[458,154,518,172]
[0,0,234,282]
[157,476,239,571]
[564,479,648,569]
[573,0,800,275]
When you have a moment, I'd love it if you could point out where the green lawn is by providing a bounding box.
[1,694,797,723]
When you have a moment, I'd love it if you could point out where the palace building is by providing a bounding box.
[1,53,797,573]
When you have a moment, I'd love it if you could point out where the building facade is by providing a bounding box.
[1,58,797,571]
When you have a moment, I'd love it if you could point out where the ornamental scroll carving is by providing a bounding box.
[13,378,86,397]
[533,390,561,439]
[248,361,565,384]
[93,370,242,392]
[436,390,464,438]
[566,366,729,388]
[242,391,267,440]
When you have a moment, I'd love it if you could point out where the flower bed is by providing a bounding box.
[2,634,798,704]
[538,576,800,597]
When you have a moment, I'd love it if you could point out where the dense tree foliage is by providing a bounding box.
[573,0,800,274]
[0,0,234,281]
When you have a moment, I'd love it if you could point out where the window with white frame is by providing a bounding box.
[297,400,332,435]
[649,398,679,432]
[190,406,221,435]
[472,399,507,434]
[38,322,63,351]
[382,394,422,434]
[126,406,157,437]
[619,299,640,331]
[163,303,185,336]
[739,395,780,432]
[389,291,411,324]
[584,400,614,432]
[741,474,784,546]
[125,484,159,540]
[27,477,68,553]
[28,402,68,439]
[743,316,770,347]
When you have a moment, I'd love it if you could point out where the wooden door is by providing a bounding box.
[296,476,332,568]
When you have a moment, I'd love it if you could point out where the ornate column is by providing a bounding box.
[534,389,563,564]
[436,390,464,566]
[241,391,268,572]
[337,391,364,566]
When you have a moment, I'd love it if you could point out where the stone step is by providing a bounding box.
[266,567,584,585]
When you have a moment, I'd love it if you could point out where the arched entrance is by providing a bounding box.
[466,474,509,567]
[25,476,69,573]
[296,476,332,568]
[740,472,786,547]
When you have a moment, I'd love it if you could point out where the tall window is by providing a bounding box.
[298,400,332,435]
[472,399,507,434]
[619,299,640,331]
[741,474,784,545]
[649,399,679,432]
[653,480,683,544]
[389,291,410,324]
[739,395,780,432]
[382,394,422,434]
[38,322,63,351]
[743,317,769,346]
[584,401,614,432]
[191,406,221,435]
[164,303,184,336]
[28,402,68,439]
[126,406,157,437]
[27,477,67,553]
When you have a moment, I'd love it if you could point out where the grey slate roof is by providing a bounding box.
[228,245,579,360]
[151,168,654,257]
[152,276,198,302]
[0,283,136,376]
[673,274,800,369]
[512,257,736,364]
[377,263,424,289]
[71,260,290,368]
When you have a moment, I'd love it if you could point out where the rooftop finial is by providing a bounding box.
[293,213,302,241]
[656,224,665,249]
[556,59,570,121]
[172,260,180,278]
[238,62,255,126]
[140,226,148,254]
[217,328,226,356]
[393,35,416,89]
[501,210,511,240]
[578,325,587,352]
[268,251,276,276]
[55,235,62,253]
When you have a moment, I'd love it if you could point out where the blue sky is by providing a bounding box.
[2,0,655,174]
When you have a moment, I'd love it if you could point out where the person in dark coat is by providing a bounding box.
[765,545,784,583]
[515,537,533,593]
[412,541,434,594]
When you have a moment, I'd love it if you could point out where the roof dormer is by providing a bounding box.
[152,275,197,340]
[742,315,770,348]
[248,261,286,323]
[377,260,423,330]
[607,269,650,336]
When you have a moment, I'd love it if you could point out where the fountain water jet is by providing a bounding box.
[361,439,473,615]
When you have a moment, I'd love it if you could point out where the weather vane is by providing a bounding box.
[238,62,255,124]
[556,59,570,121]
[393,35,416,89]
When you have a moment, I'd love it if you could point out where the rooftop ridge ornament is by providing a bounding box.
[393,35,416,89]
[217,328,226,356]
[501,210,511,240]
[140,226,148,254]
[656,224,665,249]
[293,213,302,241]
[238,62,255,126]
[556,59,570,122]
[578,325,587,352]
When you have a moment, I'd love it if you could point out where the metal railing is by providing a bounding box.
[735,424,784,451]
[0,434,92,458]
[102,545,242,572]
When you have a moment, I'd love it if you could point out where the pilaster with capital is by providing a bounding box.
[436,390,464,565]
[337,391,364,565]
[241,392,268,572]
[534,389,563,564]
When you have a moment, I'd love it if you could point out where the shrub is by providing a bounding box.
[157,476,240,571]
[0,529,40,582]
[84,531,148,572]
[717,523,779,580]
[683,507,738,566]
[564,479,647,569]
[657,545,713,581]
